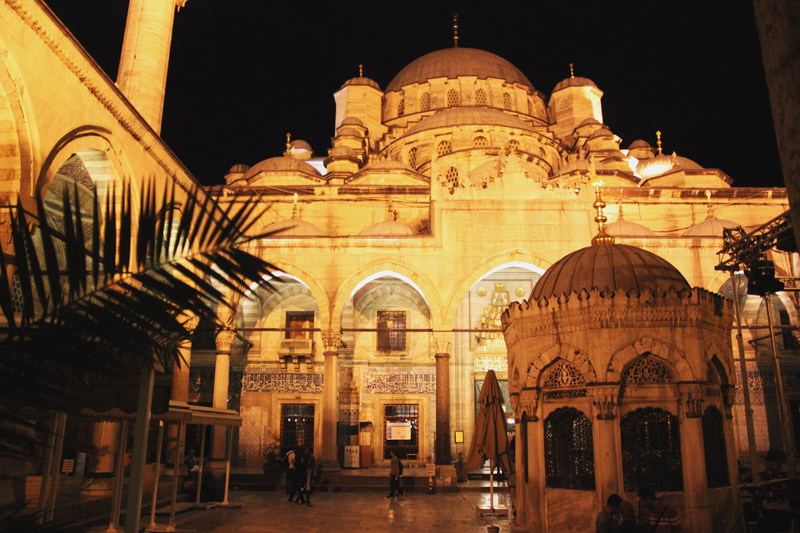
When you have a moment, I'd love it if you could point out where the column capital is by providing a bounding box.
[432,331,451,354]
[679,383,704,419]
[519,389,540,422]
[590,387,618,420]
[434,352,451,360]
[215,329,235,353]
[321,331,341,354]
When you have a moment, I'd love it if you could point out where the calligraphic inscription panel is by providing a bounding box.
[366,367,436,394]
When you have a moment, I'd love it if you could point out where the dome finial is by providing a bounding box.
[358,64,363,77]
[292,192,299,219]
[452,13,459,48]
[591,182,615,246]
[656,130,663,155]
[569,62,575,78]
[617,203,625,220]
[285,132,292,156]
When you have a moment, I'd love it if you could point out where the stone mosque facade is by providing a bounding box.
[1,0,799,530]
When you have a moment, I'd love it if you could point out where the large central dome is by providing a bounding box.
[386,48,534,92]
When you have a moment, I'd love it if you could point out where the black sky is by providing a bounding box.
[45,1,782,189]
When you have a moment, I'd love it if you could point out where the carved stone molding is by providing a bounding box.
[590,388,618,420]
[321,331,341,354]
[432,332,451,355]
[679,385,704,419]
[520,389,540,422]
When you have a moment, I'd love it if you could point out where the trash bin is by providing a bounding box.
[344,445,360,468]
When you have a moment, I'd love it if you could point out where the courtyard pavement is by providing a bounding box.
[162,489,514,533]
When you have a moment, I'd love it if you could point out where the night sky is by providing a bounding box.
[45,1,782,189]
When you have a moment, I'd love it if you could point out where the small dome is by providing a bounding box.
[684,215,739,237]
[628,140,651,150]
[341,77,381,91]
[243,156,322,181]
[290,140,312,152]
[576,118,601,129]
[552,76,599,92]
[265,218,325,237]
[532,244,690,300]
[606,219,655,237]
[587,126,614,140]
[359,220,415,236]
[406,107,535,136]
[227,163,250,174]
[637,153,703,179]
[341,117,364,127]
[336,126,365,138]
[386,48,534,92]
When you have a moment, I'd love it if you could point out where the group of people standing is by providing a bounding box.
[285,448,316,506]
[596,488,681,532]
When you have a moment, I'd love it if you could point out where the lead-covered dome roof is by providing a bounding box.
[406,107,535,136]
[532,244,690,300]
[386,48,534,92]
[243,156,322,181]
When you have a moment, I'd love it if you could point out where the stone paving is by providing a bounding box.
[165,490,514,533]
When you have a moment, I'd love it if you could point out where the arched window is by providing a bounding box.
[407,147,417,168]
[527,100,533,115]
[441,166,459,193]
[475,89,487,106]
[420,92,431,111]
[473,136,488,148]
[503,93,512,110]
[542,360,585,388]
[397,97,405,116]
[544,407,595,490]
[436,140,452,157]
[506,139,520,153]
[703,406,730,488]
[623,356,673,384]
[621,407,683,492]
[447,89,460,107]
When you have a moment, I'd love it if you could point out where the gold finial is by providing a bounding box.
[452,13,459,48]
[591,183,615,246]
[285,133,292,156]
[569,63,574,78]
[656,130,663,155]
[358,64,363,77]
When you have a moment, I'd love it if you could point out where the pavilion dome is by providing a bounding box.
[531,243,690,300]
[684,214,740,237]
[359,219,415,236]
[386,48,534,92]
[265,218,324,237]
[243,155,322,181]
[605,207,655,237]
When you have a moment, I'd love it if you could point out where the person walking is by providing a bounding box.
[596,493,622,533]
[285,448,296,502]
[294,448,308,505]
[387,450,401,498]
[637,487,680,532]
[297,448,314,506]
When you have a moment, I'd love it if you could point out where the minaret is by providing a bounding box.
[117,0,187,134]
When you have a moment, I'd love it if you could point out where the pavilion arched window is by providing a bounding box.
[420,92,431,111]
[436,140,452,157]
[475,89,487,106]
[503,93,512,110]
[447,89,460,107]
[703,406,730,487]
[506,139,520,153]
[397,96,405,116]
[544,407,595,490]
[621,407,683,492]
[408,147,417,168]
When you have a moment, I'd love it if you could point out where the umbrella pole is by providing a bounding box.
[489,458,495,512]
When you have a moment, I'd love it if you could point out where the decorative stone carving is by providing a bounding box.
[542,360,586,388]
[242,372,323,393]
[520,389,540,421]
[623,356,673,384]
[680,385,704,418]
[591,389,618,420]
[432,332,451,355]
[215,329,235,353]
[321,330,341,354]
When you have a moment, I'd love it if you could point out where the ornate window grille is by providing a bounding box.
[703,406,730,487]
[397,97,405,116]
[285,311,314,339]
[476,89,487,106]
[507,139,520,153]
[503,93,512,110]
[544,407,595,490]
[441,166,459,193]
[384,404,419,459]
[377,310,406,351]
[473,136,489,148]
[623,356,673,384]
[420,92,431,111]
[408,147,417,168]
[447,89,460,107]
[437,140,452,157]
[621,407,683,492]
[542,360,585,388]
[280,403,315,455]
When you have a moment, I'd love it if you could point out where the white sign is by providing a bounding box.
[62,459,75,474]
[386,421,412,440]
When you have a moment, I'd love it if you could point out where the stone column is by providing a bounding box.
[117,0,187,134]
[435,352,451,464]
[212,329,234,459]
[79,421,119,496]
[591,387,620,505]
[679,385,710,533]
[520,390,544,533]
[321,331,340,469]
[168,314,198,461]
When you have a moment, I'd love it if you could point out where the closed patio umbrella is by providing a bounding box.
[466,369,510,514]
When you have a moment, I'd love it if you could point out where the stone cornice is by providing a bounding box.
[8,0,200,194]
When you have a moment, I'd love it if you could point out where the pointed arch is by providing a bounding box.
[704,341,733,386]
[256,262,330,328]
[524,343,596,388]
[607,337,693,382]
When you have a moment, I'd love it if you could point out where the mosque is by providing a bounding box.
[0,1,797,531]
